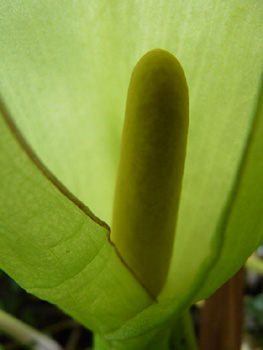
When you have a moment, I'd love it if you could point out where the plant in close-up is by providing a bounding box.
[0,1,263,350]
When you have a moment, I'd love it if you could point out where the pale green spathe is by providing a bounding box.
[0,103,153,334]
[0,1,263,348]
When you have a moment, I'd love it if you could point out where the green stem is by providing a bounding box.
[93,309,197,350]
[0,309,63,350]
[171,311,198,350]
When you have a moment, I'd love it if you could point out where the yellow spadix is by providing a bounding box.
[111,49,189,297]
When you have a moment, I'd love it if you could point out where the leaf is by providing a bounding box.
[0,103,153,334]
[0,0,263,346]
[193,77,263,300]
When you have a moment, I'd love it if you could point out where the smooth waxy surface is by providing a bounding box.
[111,49,189,296]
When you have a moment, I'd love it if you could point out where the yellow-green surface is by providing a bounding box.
[0,103,153,335]
[111,49,188,296]
[0,1,263,349]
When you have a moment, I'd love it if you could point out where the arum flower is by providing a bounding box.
[0,2,263,349]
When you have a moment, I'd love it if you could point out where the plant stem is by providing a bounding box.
[170,310,198,350]
[199,268,244,350]
[0,309,63,350]
[93,309,197,350]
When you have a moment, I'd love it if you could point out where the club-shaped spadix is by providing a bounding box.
[111,49,189,297]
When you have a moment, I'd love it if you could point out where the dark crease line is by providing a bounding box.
[192,74,263,300]
[0,95,110,232]
[0,94,156,302]
[108,237,158,302]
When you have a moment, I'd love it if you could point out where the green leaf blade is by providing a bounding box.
[0,106,153,334]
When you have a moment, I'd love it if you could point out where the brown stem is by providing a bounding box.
[199,267,245,350]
